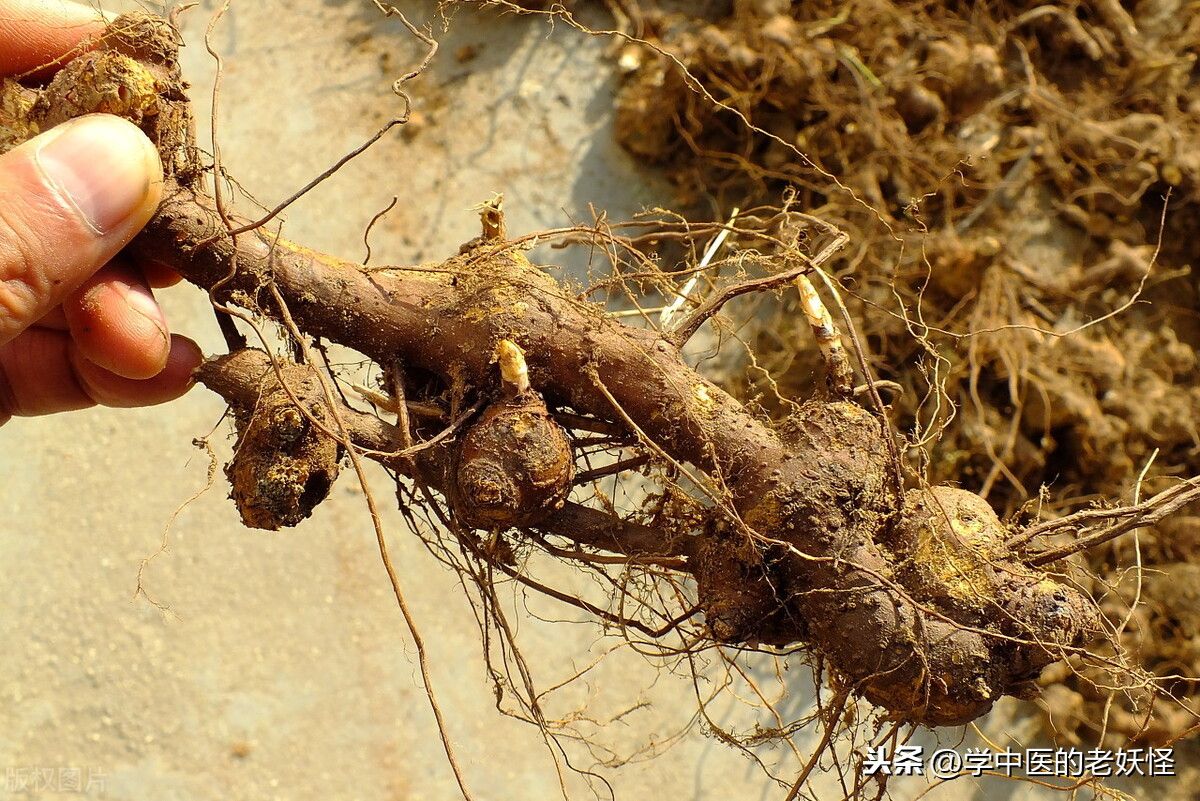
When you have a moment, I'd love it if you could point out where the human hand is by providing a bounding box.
[0,0,201,426]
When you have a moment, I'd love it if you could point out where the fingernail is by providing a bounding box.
[121,282,170,345]
[34,116,162,235]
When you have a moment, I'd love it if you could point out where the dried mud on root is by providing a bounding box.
[0,9,1119,740]
[605,0,1200,745]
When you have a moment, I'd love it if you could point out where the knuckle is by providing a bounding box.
[0,275,42,338]
[0,160,90,335]
[0,221,46,337]
[0,187,51,277]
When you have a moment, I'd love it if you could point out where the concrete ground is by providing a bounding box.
[0,2,1179,800]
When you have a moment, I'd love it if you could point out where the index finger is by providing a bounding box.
[0,0,106,76]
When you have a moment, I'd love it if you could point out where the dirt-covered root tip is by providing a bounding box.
[829,487,1100,725]
[196,352,342,531]
[694,402,1098,725]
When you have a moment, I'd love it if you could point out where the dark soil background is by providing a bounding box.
[605,0,1200,747]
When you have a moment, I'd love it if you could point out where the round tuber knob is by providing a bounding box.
[452,340,575,529]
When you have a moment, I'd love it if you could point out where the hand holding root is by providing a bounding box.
[0,12,1103,727]
[0,6,200,423]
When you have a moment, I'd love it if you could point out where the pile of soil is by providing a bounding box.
[609,0,1200,745]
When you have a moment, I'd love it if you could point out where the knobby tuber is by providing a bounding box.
[451,339,576,529]
[0,13,1102,727]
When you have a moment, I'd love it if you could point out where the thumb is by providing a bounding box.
[0,114,163,345]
